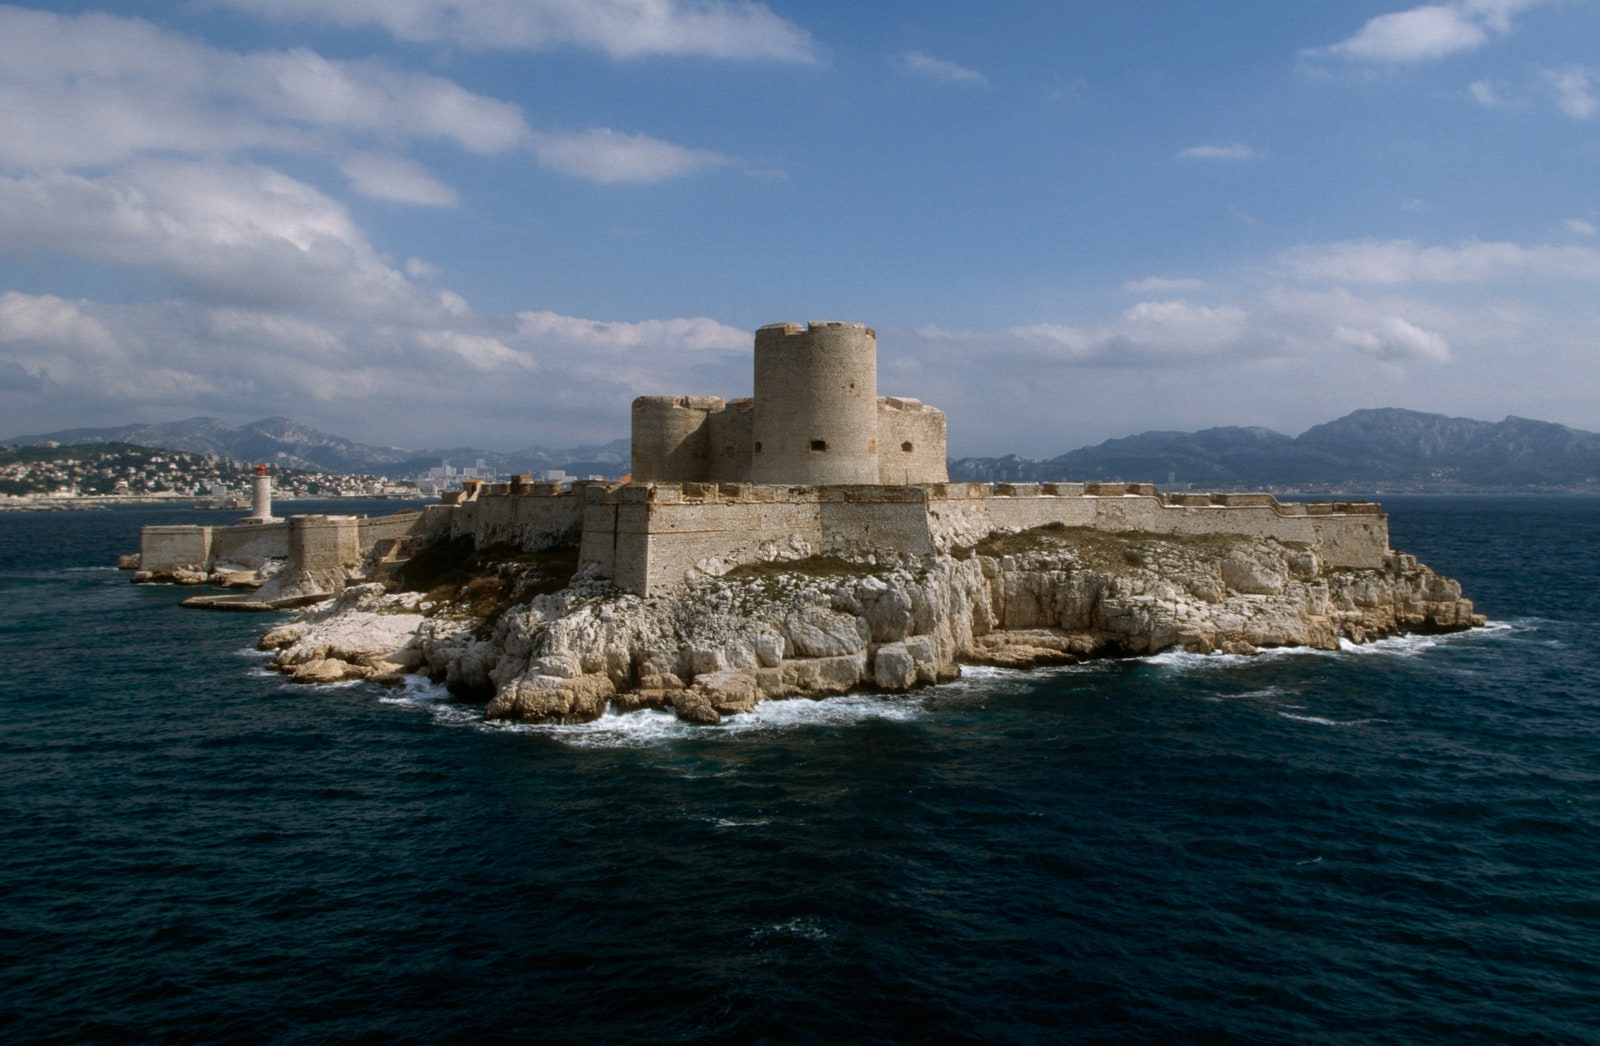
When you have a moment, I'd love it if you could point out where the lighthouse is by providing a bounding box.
[245,464,276,523]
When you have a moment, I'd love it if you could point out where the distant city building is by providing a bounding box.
[415,457,495,495]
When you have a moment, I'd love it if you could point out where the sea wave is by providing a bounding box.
[1277,711,1379,727]
[372,676,933,747]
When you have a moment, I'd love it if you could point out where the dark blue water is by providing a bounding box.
[2,497,1597,1044]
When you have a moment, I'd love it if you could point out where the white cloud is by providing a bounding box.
[893,51,987,86]
[1177,143,1257,161]
[528,128,728,185]
[0,8,529,170]
[340,154,459,206]
[1227,205,1263,228]
[240,49,529,154]
[958,300,1258,368]
[414,329,536,371]
[895,280,1498,453]
[0,163,437,320]
[0,290,762,448]
[1335,316,1452,361]
[1469,79,1506,106]
[1565,218,1598,236]
[0,8,724,189]
[1125,276,1204,293]
[1307,0,1554,65]
[1282,238,1600,283]
[216,0,819,62]
[1543,66,1598,119]
[0,291,117,360]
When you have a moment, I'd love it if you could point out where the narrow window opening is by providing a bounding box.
[753,441,763,453]
[901,441,914,453]
[810,439,828,452]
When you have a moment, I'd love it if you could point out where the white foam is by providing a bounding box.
[750,917,832,942]
[1145,645,1323,671]
[454,690,932,748]
[492,707,694,747]
[708,817,772,828]
[1335,633,1443,658]
[736,692,926,729]
[1277,711,1377,727]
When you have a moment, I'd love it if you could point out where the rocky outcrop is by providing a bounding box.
[263,527,1483,725]
[259,583,438,684]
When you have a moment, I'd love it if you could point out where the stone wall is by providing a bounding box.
[210,520,289,569]
[139,509,431,579]
[447,488,583,549]
[566,481,1392,596]
[140,525,215,574]
[875,397,948,485]
[706,398,755,482]
[288,515,363,575]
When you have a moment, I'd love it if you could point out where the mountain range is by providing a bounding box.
[9,408,1599,491]
[949,409,1600,491]
[3,416,631,479]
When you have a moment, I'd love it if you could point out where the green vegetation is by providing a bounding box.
[725,554,881,582]
[963,522,1281,570]
[391,535,580,633]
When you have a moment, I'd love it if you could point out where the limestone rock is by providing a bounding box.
[485,673,614,723]
[784,605,869,658]
[691,670,761,715]
[260,527,1483,725]
[872,642,917,691]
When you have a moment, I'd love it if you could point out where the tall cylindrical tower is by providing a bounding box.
[247,464,275,522]
[751,321,879,485]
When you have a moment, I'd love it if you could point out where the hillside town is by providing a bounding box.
[0,442,417,508]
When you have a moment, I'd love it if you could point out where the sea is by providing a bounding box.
[1,495,1597,1044]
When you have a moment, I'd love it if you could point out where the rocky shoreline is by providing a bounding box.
[257,524,1482,725]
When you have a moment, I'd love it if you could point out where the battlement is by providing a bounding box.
[546,480,1390,595]
[757,320,876,339]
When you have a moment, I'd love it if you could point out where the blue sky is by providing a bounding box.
[1,1,1597,456]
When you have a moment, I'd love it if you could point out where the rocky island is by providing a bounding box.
[134,321,1483,725]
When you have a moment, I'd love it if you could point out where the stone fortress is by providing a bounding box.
[631,321,947,487]
[137,320,1395,603]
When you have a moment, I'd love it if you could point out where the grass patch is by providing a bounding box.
[391,535,579,632]
[963,523,1255,569]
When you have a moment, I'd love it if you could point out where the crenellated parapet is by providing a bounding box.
[557,480,1391,596]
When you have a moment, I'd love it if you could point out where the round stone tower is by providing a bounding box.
[630,395,722,482]
[751,321,879,485]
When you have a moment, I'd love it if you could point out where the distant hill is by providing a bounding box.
[4,417,631,480]
[12,408,1598,491]
[948,409,1600,491]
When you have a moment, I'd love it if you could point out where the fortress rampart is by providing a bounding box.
[139,510,429,580]
[136,319,1397,607]
[572,481,1389,596]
